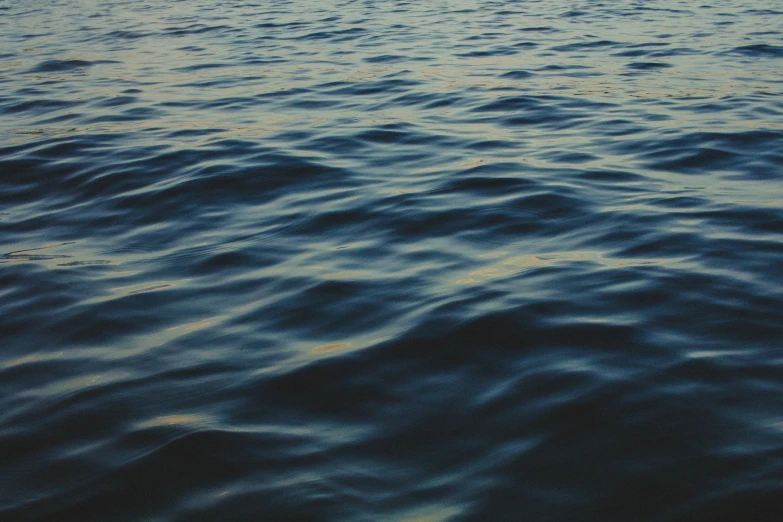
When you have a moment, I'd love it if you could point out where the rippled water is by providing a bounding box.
[1,0,782,520]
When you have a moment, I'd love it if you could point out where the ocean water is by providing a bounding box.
[1,0,782,520]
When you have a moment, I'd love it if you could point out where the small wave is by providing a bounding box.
[26,59,94,73]
[727,44,783,57]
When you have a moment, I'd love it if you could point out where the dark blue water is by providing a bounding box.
[1,0,782,520]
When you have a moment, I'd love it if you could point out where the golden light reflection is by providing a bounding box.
[323,270,371,280]
[311,342,352,354]
[166,319,213,333]
[6,355,39,367]
[109,280,182,297]
[457,158,487,168]
[415,157,514,174]
[391,505,465,522]
[138,413,211,429]
[5,352,63,368]
[457,250,686,285]
[456,254,551,284]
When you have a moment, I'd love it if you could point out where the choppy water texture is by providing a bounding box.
[1,0,783,520]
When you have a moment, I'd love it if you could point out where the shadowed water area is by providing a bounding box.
[1,0,782,520]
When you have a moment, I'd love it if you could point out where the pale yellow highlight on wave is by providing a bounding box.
[166,319,213,334]
[457,250,682,285]
[311,342,353,354]
[137,413,213,429]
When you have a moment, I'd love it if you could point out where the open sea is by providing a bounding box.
[1,0,782,520]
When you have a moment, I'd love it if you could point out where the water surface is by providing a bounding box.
[1,0,782,520]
